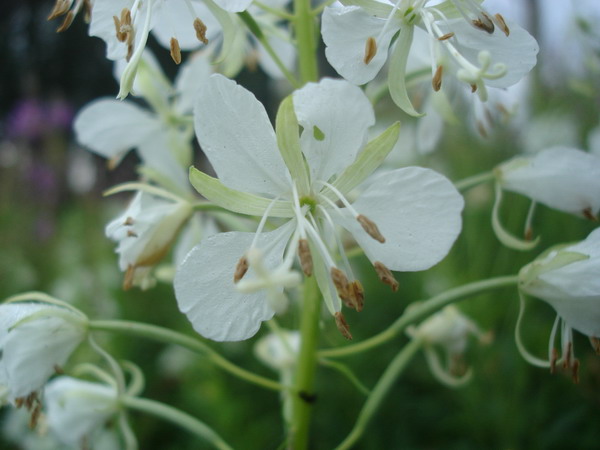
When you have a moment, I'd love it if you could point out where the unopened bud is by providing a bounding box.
[494,13,510,36]
[194,18,208,44]
[373,261,399,292]
[437,32,454,41]
[334,312,352,340]
[331,267,350,302]
[357,214,385,243]
[170,37,182,64]
[298,239,313,277]
[363,36,377,65]
[233,256,249,283]
[432,65,443,92]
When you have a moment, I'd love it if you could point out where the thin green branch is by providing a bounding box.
[319,275,519,358]
[319,358,371,396]
[122,396,233,450]
[89,320,285,392]
[254,0,293,20]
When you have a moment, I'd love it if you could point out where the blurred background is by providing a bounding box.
[1,0,599,448]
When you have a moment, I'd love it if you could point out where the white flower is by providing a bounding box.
[0,301,87,405]
[518,228,600,381]
[254,330,300,372]
[44,376,119,448]
[74,51,211,192]
[321,0,538,115]
[106,190,193,290]
[174,74,464,341]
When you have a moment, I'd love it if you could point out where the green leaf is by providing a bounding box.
[328,122,401,197]
[189,167,294,218]
[275,96,310,194]
[388,26,424,117]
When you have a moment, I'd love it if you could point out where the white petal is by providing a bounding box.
[174,224,294,341]
[322,5,396,85]
[338,167,464,271]
[174,52,213,114]
[74,99,159,160]
[89,0,132,60]
[256,31,296,80]
[213,0,253,13]
[498,147,600,217]
[45,377,117,447]
[293,78,375,182]
[194,74,290,196]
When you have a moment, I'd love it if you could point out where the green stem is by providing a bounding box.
[319,275,519,358]
[454,171,495,192]
[237,11,300,88]
[122,396,233,450]
[293,0,318,83]
[254,1,294,20]
[289,275,321,449]
[335,338,423,450]
[89,320,284,392]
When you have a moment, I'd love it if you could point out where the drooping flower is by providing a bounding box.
[517,228,600,382]
[105,189,193,290]
[0,298,88,409]
[174,74,464,341]
[44,376,119,448]
[321,0,538,115]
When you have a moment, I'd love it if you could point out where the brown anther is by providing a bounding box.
[25,392,37,410]
[349,280,364,312]
[233,256,249,283]
[363,36,377,65]
[549,347,558,374]
[126,42,134,62]
[374,261,399,292]
[194,18,209,45]
[114,16,127,42]
[476,120,488,138]
[583,207,598,221]
[494,13,510,36]
[127,230,138,238]
[470,84,477,93]
[524,226,533,242]
[123,265,136,290]
[124,216,134,226]
[298,239,313,277]
[590,337,600,355]
[56,11,75,32]
[563,342,573,370]
[15,397,25,409]
[28,403,42,429]
[331,267,350,302]
[121,8,132,26]
[83,0,92,23]
[571,358,580,384]
[437,32,454,41]
[48,0,70,20]
[334,312,353,340]
[472,12,495,34]
[432,65,443,92]
[357,214,385,243]
[54,364,64,374]
[170,37,182,65]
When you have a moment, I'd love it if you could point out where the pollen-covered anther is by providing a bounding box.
[583,207,598,221]
[113,16,126,41]
[123,265,136,290]
[494,13,510,36]
[373,261,399,292]
[349,280,364,312]
[472,12,495,34]
[127,230,138,238]
[298,239,313,277]
[47,0,70,20]
[170,37,182,64]
[194,18,209,45]
[470,84,477,93]
[357,214,385,243]
[234,256,249,283]
[56,11,75,32]
[331,267,351,302]
[524,226,533,242]
[334,312,353,340]
[437,32,454,41]
[432,65,443,92]
[590,337,600,355]
[363,36,377,65]
[124,216,134,226]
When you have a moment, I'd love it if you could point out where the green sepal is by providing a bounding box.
[327,121,401,198]
[204,0,238,64]
[388,26,424,117]
[189,166,294,218]
[275,96,311,194]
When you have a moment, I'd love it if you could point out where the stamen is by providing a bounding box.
[363,36,377,65]
[583,207,598,221]
[357,214,385,243]
[571,359,580,384]
[317,180,360,218]
[350,280,364,312]
[123,265,136,290]
[56,11,75,32]
[127,230,138,238]
[472,12,495,34]
[470,84,477,93]
[194,18,209,44]
[48,0,70,20]
[437,32,454,41]
[331,267,351,303]
[373,261,399,292]
[334,312,353,340]
[233,256,249,283]
[476,120,487,138]
[298,239,313,277]
[170,37,182,64]
[432,65,443,92]
[549,347,558,374]
[494,13,510,36]
[124,216,134,226]
[114,16,127,42]
[590,337,600,355]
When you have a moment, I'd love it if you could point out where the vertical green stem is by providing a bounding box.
[293,0,318,83]
[289,275,321,449]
